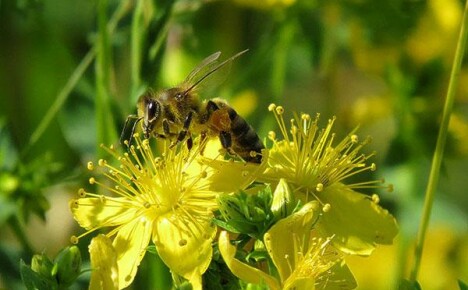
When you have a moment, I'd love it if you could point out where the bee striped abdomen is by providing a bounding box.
[227,107,264,163]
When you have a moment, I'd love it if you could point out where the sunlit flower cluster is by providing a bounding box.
[70,136,258,289]
[70,104,398,290]
[258,104,398,255]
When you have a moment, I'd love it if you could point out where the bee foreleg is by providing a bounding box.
[176,111,194,143]
[162,119,172,136]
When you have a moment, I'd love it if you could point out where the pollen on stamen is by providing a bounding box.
[387,184,394,192]
[70,235,79,244]
[89,177,96,184]
[87,162,94,171]
[291,125,298,135]
[98,159,107,167]
[78,188,86,197]
[199,170,207,178]
[249,151,257,158]
[268,103,277,111]
[322,203,331,212]
[351,134,359,143]
[316,183,324,192]
[301,113,310,121]
[179,239,188,246]
[372,194,380,204]
[370,163,377,171]
[268,131,276,141]
[71,200,79,208]
[275,106,284,115]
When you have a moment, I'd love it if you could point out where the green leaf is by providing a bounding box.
[398,279,422,290]
[20,260,58,290]
[459,280,468,290]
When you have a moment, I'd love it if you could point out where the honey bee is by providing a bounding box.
[121,50,264,163]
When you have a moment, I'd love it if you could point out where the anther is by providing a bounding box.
[316,183,323,192]
[268,103,277,111]
[70,236,79,244]
[268,131,276,140]
[275,106,284,115]
[89,177,96,184]
[87,162,94,171]
[372,194,380,204]
[322,203,331,212]
[78,188,86,197]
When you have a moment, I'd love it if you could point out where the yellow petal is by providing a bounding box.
[264,202,319,282]
[113,216,152,289]
[152,214,216,285]
[199,149,268,193]
[318,183,398,255]
[218,231,280,290]
[89,234,119,290]
[70,197,139,230]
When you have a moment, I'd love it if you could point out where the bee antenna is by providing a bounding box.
[184,49,249,95]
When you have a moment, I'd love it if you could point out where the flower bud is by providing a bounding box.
[55,246,82,287]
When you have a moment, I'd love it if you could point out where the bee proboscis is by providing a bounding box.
[121,50,264,163]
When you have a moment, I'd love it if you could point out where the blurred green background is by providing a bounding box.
[0,0,467,289]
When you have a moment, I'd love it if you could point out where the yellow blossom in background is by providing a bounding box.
[260,104,398,255]
[70,135,258,289]
[219,201,356,290]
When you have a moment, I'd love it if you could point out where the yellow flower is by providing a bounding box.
[260,104,398,255]
[219,201,357,290]
[70,135,257,289]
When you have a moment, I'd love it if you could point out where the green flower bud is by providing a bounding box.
[54,246,82,287]
[31,254,54,279]
[271,179,296,220]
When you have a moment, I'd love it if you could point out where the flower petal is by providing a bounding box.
[198,149,268,193]
[70,197,139,230]
[89,234,119,290]
[315,261,357,290]
[152,214,216,287]
[218,231,280,290]
[264,202,319,283]
[112,216,152,289]
[317,183,398,255]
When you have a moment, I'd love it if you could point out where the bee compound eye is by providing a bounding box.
[147,100,158,120]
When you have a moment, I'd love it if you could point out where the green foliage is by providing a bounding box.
[1,0,467,289]
[20,246,82,290]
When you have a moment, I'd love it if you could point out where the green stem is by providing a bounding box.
[409,0,468,281]
[95,0,118,151]
[26,0,132,152]
[130,0,145,101]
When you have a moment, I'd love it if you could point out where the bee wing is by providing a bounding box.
[183,49,248,94]
[185,51,221,84]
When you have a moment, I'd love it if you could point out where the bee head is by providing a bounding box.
[142,97,161,139]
